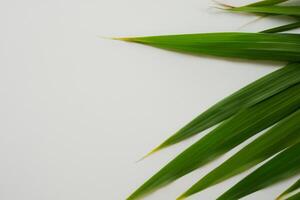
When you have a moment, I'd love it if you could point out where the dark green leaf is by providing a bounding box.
[146,63,300,154]
[217,142,300,200]
[231,6,300,17]
[262,22,300,33]
[178,109,300,199]
[278,179,300,200]
[248,0,289,7]
[286,192,300,200]
[127,84,300,200]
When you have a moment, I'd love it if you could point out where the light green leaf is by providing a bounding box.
[146,63,300,154]
[217,142,300,200]
[118,33,300,62]
[178,109,300,199]
[126,84,300,200]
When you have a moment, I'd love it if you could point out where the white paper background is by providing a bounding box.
[0,0,299,199]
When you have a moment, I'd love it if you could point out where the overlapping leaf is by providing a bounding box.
[216,0,288,9]
[230,6,300,17]
[127,84,300,200]
[277,179,300,200]
[118,35,300,154]
[178,109,300,199]
[286,192,300,200]
[120,0,300,199]
[238,0,300,33]
[144,63,300,154]
[217,142,300,200]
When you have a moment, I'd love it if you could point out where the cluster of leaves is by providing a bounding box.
[118,0,300,199]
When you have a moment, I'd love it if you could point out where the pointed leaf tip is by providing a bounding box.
[127,83,300,200]
[98,36,135,42]
[177,193,188,200]
[97,36,128,41]
[136,147,161,162]
[112,37,135,42]
[176,195,186,200]
[277,179,300,200]
[212,0,235,9]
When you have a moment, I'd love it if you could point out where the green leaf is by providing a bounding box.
[277,179,300,200]
[126,84,300,200]
[216,0,288,10]
[247,0,289,7]
[178,109,300,199]
[118,33,300,62]
[235,0,291,22]
[146,63,300,154]
[285,192,300,200]
[217,142,300,200]
[231,6,300,17]
[262,22,300,33]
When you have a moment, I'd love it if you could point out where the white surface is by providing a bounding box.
[0,0,298,200]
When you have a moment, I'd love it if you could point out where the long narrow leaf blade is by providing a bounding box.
[217,142,300,200]
[277,179,300,200]
[248,0,289,6]
[236,0,290,20]
[214,0,287,9]
[262,22,300,33]
[178,109,300,199]
[147,63,300,153]
[127,84,300,200]
[231,6,300,16]
[119,33,300,62]
[286,192,300,200]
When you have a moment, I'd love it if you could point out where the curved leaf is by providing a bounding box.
[147,63,300,153]
[126,84,300,200]
[217,142,300,200]
[178,109,300,199]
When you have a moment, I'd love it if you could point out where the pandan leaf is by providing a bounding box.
[277,179,300,200]
[231,6,300,17]
[262,22,300,33]
[118,33,300,62]
[178,109,300,199]
[126,84,300,200]
[215,0,288,9]
[233,0,291,22]
[285,192,300,200]
[248,0,289,7]
[145,63,300,154]
[217,142,300,200]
